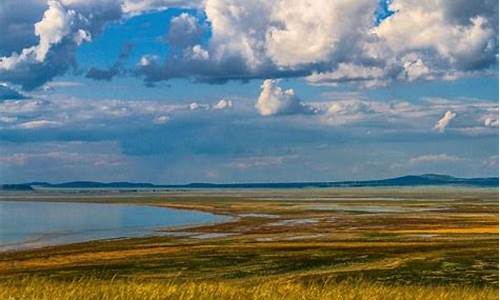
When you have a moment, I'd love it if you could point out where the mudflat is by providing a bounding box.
[0,187,498,299]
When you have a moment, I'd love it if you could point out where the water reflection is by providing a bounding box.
[0,201,226,251]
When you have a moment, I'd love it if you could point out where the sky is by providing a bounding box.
[0,0,498,184]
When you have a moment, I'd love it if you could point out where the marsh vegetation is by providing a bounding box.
[0,188,498,299]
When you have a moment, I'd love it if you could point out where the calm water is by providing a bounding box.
[0,201,227,251]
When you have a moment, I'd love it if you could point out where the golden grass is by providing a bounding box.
[391,226,499,234]
[0,277,497,300]
[1,188,497,299]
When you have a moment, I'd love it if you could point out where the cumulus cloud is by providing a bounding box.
[188,102,200,110]
[0,0,203,90]
[309,0,498,87]
[371,0,498,71]
[481,109,499,127]
[262,0,374,67]
[185,44,209,61]
[35,0,75,62]
[137,0,378,85]
[3,93,494,135]
[251,80,498,135]
[399,53,433,81]
[0,0,497,89]
[136,0,498,87]
[165,13,207,48]
[212,99,232,110]
[484,117,499,127]
[434,110,457,133]
[0,0,75,71]
[255,79,315,116]
[0,0,47,57]
[321,101,376,126]
[187,99,233,111]
[0,0,125,89]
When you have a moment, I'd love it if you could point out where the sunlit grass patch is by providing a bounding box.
[0,277,497,300]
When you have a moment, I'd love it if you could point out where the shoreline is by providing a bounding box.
[0,188,497,289]
[0,199,236,253]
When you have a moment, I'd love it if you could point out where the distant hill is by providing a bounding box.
[9,174,497,190]
[27,181,156,189]
[176,174,499,188]
[0,184,34,191]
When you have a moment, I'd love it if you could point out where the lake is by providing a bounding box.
[0,201,228,251]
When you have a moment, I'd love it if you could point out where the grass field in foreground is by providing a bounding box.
[0,187,498,299]
[0,277,497,300]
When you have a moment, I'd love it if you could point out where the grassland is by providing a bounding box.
[0,187,498,299]
[1,276,497,300]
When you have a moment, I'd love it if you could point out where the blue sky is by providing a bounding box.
[0,0,498,183]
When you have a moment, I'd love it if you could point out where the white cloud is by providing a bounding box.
[42,80,83,91]
[252,80,498,134]
[400,53,433,81]
[321,101,376,126]
[0,1,75,70]
[0,141,125,173]
[0,0,125,89]
[434,110,457,133]
[73,29,91,46]
[372,0,497,71]
[35,0,75,62]
[17,120,63,129]
[153,115,169,124]
[188,99,233,111]
[186,45,209,60]
[0,99,48,114]
[263,0,374,67]
[138,55,160,67]
[482,155,498,168]
[0,0,204,89]
[255,79,314,116]
[0,0,47,57]
[189,102,200,110]
[306,63,388,88]
[166,13,206,48]
[138,0,498,87]
[409,154,461,165]
[188,102,209,110]
[483,116,499,127]
[121,0,202,14]
[0,96,257,131]
[0,0,497,89]
[226,155,297,170]
[212,99,232,110]
[0,97,220,129]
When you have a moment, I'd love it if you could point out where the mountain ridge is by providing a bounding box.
[2,174,497,190]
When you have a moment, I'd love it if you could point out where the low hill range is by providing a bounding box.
[1,174,498,191]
